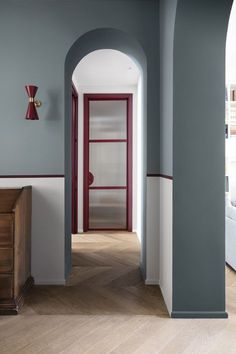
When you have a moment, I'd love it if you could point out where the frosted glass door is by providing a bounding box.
[89,190,126,229]
[89,142,126,186]
[89,100,127,139]
[88,99,128,229]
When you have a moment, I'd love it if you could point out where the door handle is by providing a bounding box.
[89,172,94,186]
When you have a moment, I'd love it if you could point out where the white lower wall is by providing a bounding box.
[0,177,65,285]
[229,161,236,202]
[226,138,236,202]
[145,176,173,315]
[146,177,160,284]
[159,177,173,314]
[0,174,173,309]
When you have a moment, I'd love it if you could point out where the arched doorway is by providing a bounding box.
[64,28,147,280]
[72,49,142,236]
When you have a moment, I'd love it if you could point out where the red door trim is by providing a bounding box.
[127,94,133,231]
[83,94,89,231]
[89,186,127,189]
[89,139,127,143]
[83,93,133,232]
[71,83,78,234]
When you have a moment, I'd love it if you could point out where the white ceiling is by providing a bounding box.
[72,49,140,87]
[226,1,236,83]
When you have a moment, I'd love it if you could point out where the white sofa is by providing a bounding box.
[226,195,236,270]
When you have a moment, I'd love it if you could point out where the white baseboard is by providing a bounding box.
[145,278,160,285]
[35,279,66,285]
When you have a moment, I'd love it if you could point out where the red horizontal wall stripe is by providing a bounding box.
[84,94,132,101]
[89,139,127,143]
[147,173,173,180]
[0,174,173,180]
[0,175,65,178]
[89,228,128,231]
[0,173,173,180]
[89,186,127,190]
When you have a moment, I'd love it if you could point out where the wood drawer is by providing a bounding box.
[0,214,14,247]
[0,248,13,273]
[0,274,13,299]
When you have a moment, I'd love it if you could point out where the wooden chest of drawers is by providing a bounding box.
[0,187,34,315]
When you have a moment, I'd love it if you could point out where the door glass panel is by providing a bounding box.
[89,100,127,139]
[89,190,126,229]
[89,142,126,186]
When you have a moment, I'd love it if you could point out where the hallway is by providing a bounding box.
[19,232,167,316]
[68,232,167,315]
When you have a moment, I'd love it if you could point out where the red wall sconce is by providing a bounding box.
[25,85,42,120]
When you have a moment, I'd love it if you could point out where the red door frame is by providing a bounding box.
[71,84,78,234]
[83,93,133,232]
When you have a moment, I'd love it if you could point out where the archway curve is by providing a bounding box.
[64,28,148,278]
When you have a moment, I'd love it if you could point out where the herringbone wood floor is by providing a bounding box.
[0,232,236,353]
[67,232,168,316]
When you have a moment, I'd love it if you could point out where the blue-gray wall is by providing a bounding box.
[0,0,234,318]
[0,0,160,175]
[0,0,160,281]
[159,0,177,176]
[172,0,233,318]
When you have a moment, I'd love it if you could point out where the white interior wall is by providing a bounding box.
[136,76,142,243]
[227,138,236,201]
[159,177,173,314]
[0,178,65,285]
[146,177,160,284]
